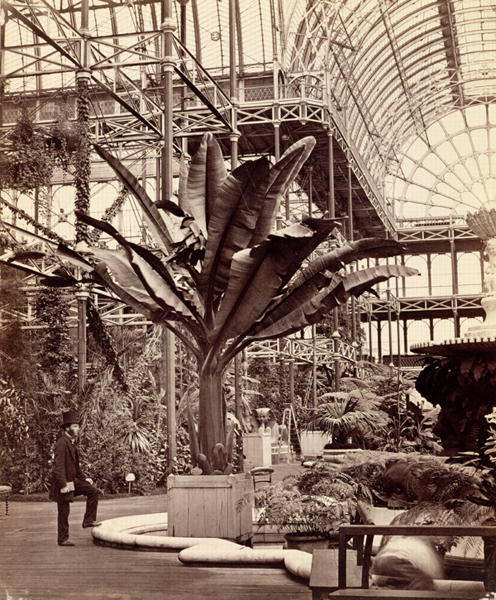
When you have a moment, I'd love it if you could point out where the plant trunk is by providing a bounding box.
[198,366,226,467]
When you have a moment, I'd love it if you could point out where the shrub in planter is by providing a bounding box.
[257,483,352,548]
[305,390,389,450]
[295,462,373,507]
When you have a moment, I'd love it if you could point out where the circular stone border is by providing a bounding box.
[91,512,313,580]
[91,513,488,596]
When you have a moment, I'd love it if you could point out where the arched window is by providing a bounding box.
[434,318,455,341]
[407,320,431,349]
[430,254,452,296]
[404,255,428,297]
[457,252,482,294]
[460,317,483,337]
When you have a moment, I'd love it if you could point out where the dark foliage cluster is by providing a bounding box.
[0,113,56,192]
[416,355,496,454]
[86,299,127,389]
[34,287,75,371]
[0,108,80,193]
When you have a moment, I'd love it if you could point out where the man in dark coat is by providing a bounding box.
[49,410,100,546]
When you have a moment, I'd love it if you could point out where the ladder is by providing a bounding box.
[280,404,301,460]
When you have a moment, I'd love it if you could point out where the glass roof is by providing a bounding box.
[1,0,495,222]
[284,0,496,218]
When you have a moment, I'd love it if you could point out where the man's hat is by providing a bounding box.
[60,410,80,427]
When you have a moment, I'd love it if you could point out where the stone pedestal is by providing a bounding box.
[242,432,272,470]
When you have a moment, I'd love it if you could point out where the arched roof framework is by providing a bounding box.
[284,0,495,218]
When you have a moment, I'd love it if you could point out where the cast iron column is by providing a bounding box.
[161,0,176,463]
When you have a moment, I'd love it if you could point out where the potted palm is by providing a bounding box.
[1,133,417,541]
[306,390,388,461]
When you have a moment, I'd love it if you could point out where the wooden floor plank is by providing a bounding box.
[0,496,311,600]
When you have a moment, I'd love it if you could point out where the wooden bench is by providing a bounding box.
[310,548,360,600]
[327,589,482,599]
[309,524,496,600]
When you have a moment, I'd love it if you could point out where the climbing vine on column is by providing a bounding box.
[34,287,75,373]
[86,298,127,389]
[74,73,91,244]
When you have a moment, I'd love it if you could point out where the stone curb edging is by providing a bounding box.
[91,512,313,580]
[90,514,488,594]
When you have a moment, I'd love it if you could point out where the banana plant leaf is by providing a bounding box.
[76,211,199,323]
[56,242,95,272]
[155,200,202,250]
[92,262,158,315]
[158,200,186,218]
[242,279,342,343]
[89,247,162,310]
[245,271,334,338]
[343,264,418,296]
[199,157,271,309]
[212,221,331,346]
[93,260,202,357]
[177,154,190,213]
[206,132,228,222]
[180,133,228,238]
[93,143,173,253]
[250,136,316,246]
[245,264,418,342]
[182,134,208,237]
[288,238,406,292]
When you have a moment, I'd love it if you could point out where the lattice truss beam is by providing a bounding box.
[369,294,483,319]
[246,336,360,367]
[0,284,151,331]
[1,0,233,147]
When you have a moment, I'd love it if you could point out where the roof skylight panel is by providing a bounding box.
[192,1,228,71]
[237,0,273,69]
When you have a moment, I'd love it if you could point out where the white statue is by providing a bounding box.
[484,238,496,294]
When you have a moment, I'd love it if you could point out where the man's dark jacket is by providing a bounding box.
[49,434,85,503]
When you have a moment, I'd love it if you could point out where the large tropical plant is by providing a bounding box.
[1,134,417,475]
[305,390,389,448]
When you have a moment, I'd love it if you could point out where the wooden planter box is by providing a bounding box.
[284,532,339,554]
[167,473,253,542]
[300,431,330,458]
[243,432,272,469]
